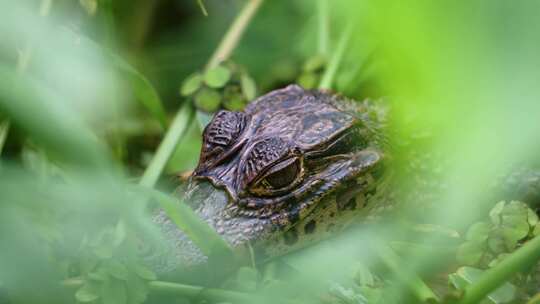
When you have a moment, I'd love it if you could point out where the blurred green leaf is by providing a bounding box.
[113,220,127,247]
[223,93,245,111]
[0,120,8,155]
[237,266,258,283]
[194,88,221,112]
[133,265,157,281]
[112,55,168,129]
[490,202,506,226]
[449,267,516,304]
[487,236,506,254]
[79,0,97,16]
[534,223,540,237]
[466,222,491,242]
[488,253,509,268]
[297,72,318,89]
[65,32,168,129]
[204,65,231,88]
[93,243,114,259]
[527,209,539,227]
[529,293,540,304]
[101,278,127,304]
[354,262,374,287]
[139,103,194,188]
[106,261,129,281]
[180,72,203,96]
[197,0,208,16]
[0,65,110,170]
[303,54,326,72]
[126,272,149,304]
[240,74,257,100]
[457,241,485,265]
[236,267,258,291]
[75,282,100,302]
[88,268,109,282]
[500,225,528,250]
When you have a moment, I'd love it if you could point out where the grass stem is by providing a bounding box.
[139,103,194,187]
[0,121,9,155]
[0,0,54,157]
[318,22,352,90]
[63,278,300,303]
[376,243,439,303]
[206,0,264,70]
[197,0,208,17]
[317,0,329,56]
[457,235,540,304]
[141,0,263,187]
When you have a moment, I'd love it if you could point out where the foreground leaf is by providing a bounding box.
[204,66,231,88]
[113,56,168,129]
[101,278,127,304]
[449,266,516,304]
[75,283,100,302]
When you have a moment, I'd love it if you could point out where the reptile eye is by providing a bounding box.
[262,159,300,189]
[249,157,303,196]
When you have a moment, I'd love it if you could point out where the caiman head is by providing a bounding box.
[153,84,386,272]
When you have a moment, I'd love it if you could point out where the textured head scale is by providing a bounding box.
[151,85,386,272]
[189,85,384,252]
[195,85,360,200]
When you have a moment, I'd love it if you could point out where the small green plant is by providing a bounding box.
[450,201,540,303]
[180,62,257,112]
[456,201,539,267]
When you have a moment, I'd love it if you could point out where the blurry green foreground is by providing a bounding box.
[1,0,539,303]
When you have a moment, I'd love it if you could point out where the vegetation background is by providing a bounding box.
[0,0,539,304]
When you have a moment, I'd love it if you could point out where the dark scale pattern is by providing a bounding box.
[197,110,248,171]
[242,137,288,187]
[152,84,388,273]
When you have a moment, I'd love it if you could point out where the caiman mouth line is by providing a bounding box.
[151,84,387,273]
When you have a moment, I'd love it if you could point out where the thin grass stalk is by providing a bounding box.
[0,121,9,155]
[317,0,329,56]
[376,244,439,303]
[206,0,264,70]
[0,0,53,156]
[197,0,208,17]
[457,235,540,304]
[318,22,352,90]
[141,0,264,187]
[139,104,194,187]
[64,278,299,304]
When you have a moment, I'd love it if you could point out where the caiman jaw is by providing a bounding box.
[151,84,387,273]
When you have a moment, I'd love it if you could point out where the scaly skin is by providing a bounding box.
[149,85,540,274]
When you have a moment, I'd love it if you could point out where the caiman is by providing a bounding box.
[149,84,540,275]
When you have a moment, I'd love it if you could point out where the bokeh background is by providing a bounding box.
[1,0,539,303]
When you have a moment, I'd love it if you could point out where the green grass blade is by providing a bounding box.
[0,65,110,170]
[457,235,540,304]
[206,0,264,70]
[0,121,9,156]
[139,103,194,187]
[142,0,263,186]
[72,32,168,130]
[317,0,329,56]
[112,55,169,129]
[318,22,353,90]
[376,243,439,303]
